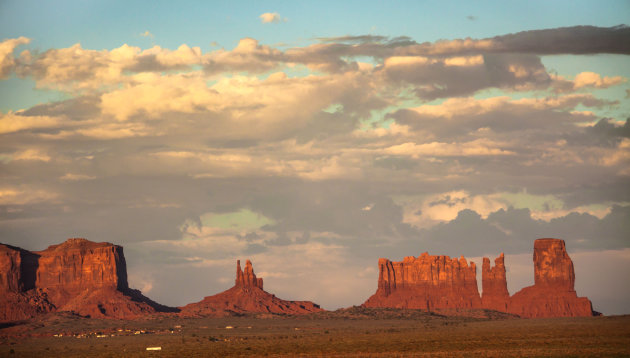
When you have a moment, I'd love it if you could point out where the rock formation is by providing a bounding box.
[363,239,594,318]
[362,253,482,310]
[481,253,510,312]
[508,239,593,318]
[180,259,323,316]
[0,244,55,322]
[0,238,176,322]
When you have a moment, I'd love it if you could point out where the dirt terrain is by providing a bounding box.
[1,308,628,357]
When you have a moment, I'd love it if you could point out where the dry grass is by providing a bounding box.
[0,309,628,357]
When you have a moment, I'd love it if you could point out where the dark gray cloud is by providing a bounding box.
[492,25,630,55]
[402,205,630,257]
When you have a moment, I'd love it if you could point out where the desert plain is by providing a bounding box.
[1,308,629,357]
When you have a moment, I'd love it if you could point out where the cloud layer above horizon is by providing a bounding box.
[1,24,629,314]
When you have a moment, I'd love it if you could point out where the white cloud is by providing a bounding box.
[259,12,284,24]
[573,71,625,89]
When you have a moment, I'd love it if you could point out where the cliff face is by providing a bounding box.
[362,253,481,310]
[0,238,176,322]
[363,239,594,318]
[481,253,510,312]
[34,238,129,308]
[508,239,593,318]
[0,244,38,293]
[0,244,23,293]
[180,259,322,317]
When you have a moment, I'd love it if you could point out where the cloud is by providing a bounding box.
[140,30,154,38]
[385,139,514,158]
[259,12,284,24]
[0,111,62,134]
[13,149,51,162]
[552,71,626,92]
[408,204,630,258]
[573,71,625,89]
[0,187,58,205]
[59,173,96,181]
[398,25,630,57]
[0,37,30,78]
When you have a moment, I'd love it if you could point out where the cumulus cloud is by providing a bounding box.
[259,12,284,24]
[0,37,30,78]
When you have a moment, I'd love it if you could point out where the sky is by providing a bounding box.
[0,1,629,314]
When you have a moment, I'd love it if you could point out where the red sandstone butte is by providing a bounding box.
[0,238,176,322]
[508,238,593,318]
[180,259,323,316]
[362,253,481,310]
[481,253,510,312]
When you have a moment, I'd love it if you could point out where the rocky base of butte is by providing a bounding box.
[362,238,594,318]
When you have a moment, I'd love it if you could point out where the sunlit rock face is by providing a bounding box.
[235,259,264,289]
[508,239,593,318]
[362,253,482,310]
[34,238,129,307]
[481,253,510,312]
[180,259,323,317]
[363,239,594,318]
[0,238,176,322]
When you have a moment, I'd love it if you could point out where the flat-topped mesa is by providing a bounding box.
[35,238,129,297]
[0,238,177,322]
[363,252,481,310]
[180,259,322,316]
[481,253,510,312]
[509,238,593,318]
[235,260,263,289]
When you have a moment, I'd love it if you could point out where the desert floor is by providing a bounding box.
[1,308,629,357]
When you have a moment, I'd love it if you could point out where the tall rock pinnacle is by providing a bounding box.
[235,259,263,289]
[508,238,593,318]
[481,253,509,312]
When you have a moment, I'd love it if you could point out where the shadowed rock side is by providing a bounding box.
[180,259,323,317]
[363,239,594,318]
[362,253,482,310]
[0,238,177,322]
[0,244,54,322]
[481,253,510,312]
[508,239,593,318]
